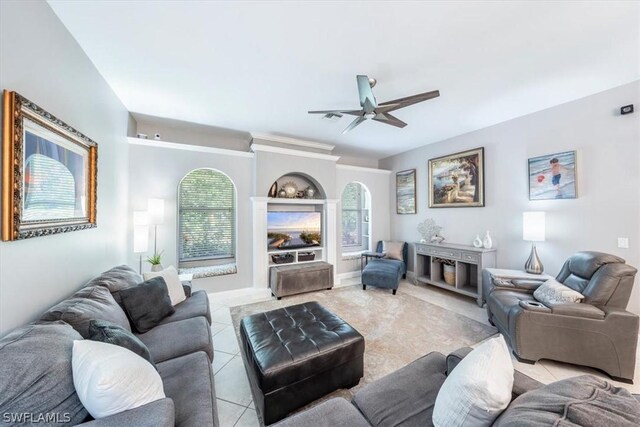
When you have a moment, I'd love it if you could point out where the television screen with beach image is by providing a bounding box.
[528,151,577,200]
[267,211,322,250]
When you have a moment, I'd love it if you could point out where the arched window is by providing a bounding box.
[341,182,371,252]
[178,169,236,265]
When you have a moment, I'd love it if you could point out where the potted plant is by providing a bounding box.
[146,250,164,272]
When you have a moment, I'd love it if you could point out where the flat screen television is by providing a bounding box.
[267,211,322,250]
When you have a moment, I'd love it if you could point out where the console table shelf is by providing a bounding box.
[413,242,496,307]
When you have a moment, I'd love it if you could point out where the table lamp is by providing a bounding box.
[523,211,545,274]
[133,211,149,273]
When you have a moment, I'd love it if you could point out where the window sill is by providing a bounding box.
[342,251,366,261]
[178,262,237,279]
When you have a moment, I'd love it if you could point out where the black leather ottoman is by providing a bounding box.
[239,301,365,425]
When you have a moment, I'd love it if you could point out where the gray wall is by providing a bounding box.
[0,1,131,335]
[380,81,640,315]
[128,143,253,293]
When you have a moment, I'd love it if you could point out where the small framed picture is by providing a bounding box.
[528,151,577,200]
[396,169,416,214]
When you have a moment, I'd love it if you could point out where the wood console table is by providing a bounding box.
[413,242,496,307]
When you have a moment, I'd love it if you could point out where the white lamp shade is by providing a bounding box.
[133,225,149,253]
[133,211,149,226]
[523,212,546,242]
[148,198,165,225]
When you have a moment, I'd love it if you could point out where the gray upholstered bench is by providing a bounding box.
[240,301,365,425]
[269,262,333,299]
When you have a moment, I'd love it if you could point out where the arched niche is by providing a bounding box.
[268,172,326,200]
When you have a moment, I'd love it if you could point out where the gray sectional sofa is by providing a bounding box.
[274,347,640,426]
[0,265,218,427]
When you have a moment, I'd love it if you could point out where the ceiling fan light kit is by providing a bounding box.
[309,75,440,134]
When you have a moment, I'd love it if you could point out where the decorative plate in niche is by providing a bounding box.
[282,181,298,198]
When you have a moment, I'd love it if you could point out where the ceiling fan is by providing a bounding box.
[308,75,440,134]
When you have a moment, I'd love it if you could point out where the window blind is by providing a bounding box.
[179,169,235,261]
[341,182,363,247]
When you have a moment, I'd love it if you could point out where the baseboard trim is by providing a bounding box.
[336,271,361,287]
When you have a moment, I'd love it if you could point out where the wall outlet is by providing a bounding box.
[617,237,629,249]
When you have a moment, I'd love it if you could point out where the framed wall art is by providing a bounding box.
[2,90,98,241]
[396,168,416,214]
[428,147,484,208]
[528,150,577,200]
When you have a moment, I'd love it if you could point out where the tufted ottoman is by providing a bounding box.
[239,301,365,425]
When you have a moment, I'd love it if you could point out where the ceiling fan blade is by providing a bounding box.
[308,109,362,116]
[342,116,366,134]
[357,75,377,112]
[377,90,440,112]
[373,112,407,128]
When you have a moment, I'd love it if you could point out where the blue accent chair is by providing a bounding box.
[361,241,408,295]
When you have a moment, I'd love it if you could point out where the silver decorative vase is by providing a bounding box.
[151,264,164,272]
[524,244,544,274]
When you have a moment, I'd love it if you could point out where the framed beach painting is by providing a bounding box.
[428,147,484,208]
[396,169,416,214]
[2,90,98,241]
[528,150,577,200]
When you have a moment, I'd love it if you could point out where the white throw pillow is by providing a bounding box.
[533,278,584,306]
[382,241,404,261]
[72,340,165,419]
[432,335,514,427]
[143,266,186,306]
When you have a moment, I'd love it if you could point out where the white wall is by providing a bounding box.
[128,142,253,293]
[0,1,131,335]
[380,81,640,315]
[336,166,392,274]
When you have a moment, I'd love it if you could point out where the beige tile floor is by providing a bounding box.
[208,279,640,426]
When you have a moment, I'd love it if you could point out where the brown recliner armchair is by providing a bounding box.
[483,251,638,383]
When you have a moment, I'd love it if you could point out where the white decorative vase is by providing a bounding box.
[482,231,493,249]
[473,234,483,248]
[151,264,164,272]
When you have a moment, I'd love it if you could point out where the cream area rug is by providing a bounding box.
[229,285,496,399]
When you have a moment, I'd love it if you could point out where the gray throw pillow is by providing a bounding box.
[494,375,640,426]
[0,321,89,425]
[119,277,175,334]
[88,320,155,366]
[40,285,131,338]
[533,278,584,306]
[84,265,143,307]
[382,241,404,261]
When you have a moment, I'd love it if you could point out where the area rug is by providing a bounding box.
[229,285,496,400]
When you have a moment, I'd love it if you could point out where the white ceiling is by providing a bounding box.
[49,1,639,159]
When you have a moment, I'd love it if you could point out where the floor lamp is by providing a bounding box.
[148,198,165,255]
[133,211,149,274]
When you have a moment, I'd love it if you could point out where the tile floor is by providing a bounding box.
[208,278,640,426]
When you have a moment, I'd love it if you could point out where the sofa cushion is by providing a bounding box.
[0,321,88,424]
[433,335,514,427]
[120,277,175,333]
[136,316,213,363]
[143,266,187,306]
[353,351,447,427]
[85,265,143,307]
[274,398,370,427]
[88,320,154,365]
[156,351,218,427]
[41,285,131,338]
[157,290,211,326]
[72,340,165,420]
[494,375,640,426]
[533,279,584,306]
